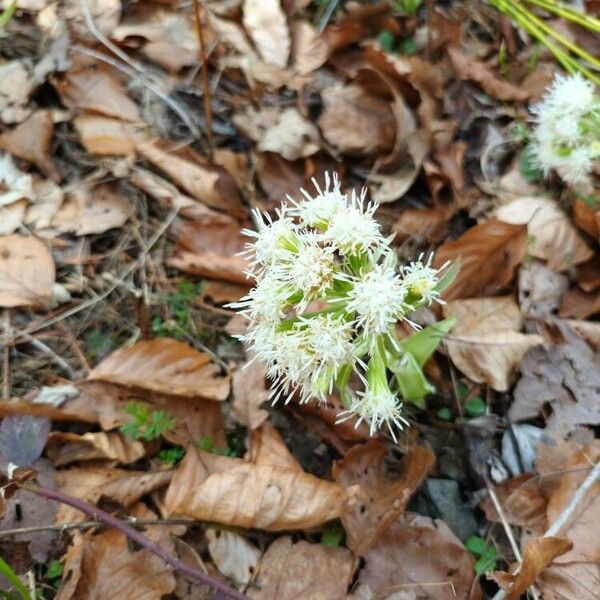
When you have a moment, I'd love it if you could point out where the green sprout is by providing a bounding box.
[120,402,176,441]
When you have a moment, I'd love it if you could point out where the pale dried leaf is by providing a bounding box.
[73,115,139,156]
[53,183,132,235]
[0,153,34,207]
[496,197,592,271]
[333,441,434,555]
[248,536,356,600]
[25,177,64,230]
[243,0,290,68]
[0,234,55,308]
[232,355,269,430]
[165,448,344,530]
[433,220,528,300]
[207,529,261,586]
[443,296,543,391]
[0,200,26,235]
[248,423,302,470]
[518,261,568,319]
[0,416,50,467]
[89,338,230,400]
[538,562,600,600]
[64,0,121,40]
[0,61,33,117]
[258,108,320,160]
[291,20,330,75]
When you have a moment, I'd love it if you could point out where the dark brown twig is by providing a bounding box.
[20,483,249,600]
[192,0,214,159]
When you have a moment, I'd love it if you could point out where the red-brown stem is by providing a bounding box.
[192,0,214,159]
[20,484,249,600]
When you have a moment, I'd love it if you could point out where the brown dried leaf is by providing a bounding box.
[447,45,529,101]
[318,84,396,155]
[443,296,543,391]
[392,206,449,244]
[164,447,344,530]
[291,20,330,75]
[559,287,600,319]
[206,529,261,586]
[333,441,435,555]
[168,217,250,284]
[243,0,290,68]
[55,66,140,121]
[88,338,230,401]
[0,234,55,308]
[55,467,173,524]
[248,536,356,600]
[489,537,573,600]
[356,513,481,600]
[232,355,269,430]
[53,183,133,235]
[496,197,592,271]
[572,198,600,242]
[433,220,528,300]
[45,431,146,466]
[538,561,600,600]
[247,423,302,470]
[480,474,548,533]
[56,506,175,600]
[73,115,139,156]
[0,111,59,180]
[136,140,244,217]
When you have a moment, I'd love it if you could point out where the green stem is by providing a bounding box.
[522,0,600,34]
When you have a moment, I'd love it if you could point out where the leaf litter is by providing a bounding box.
[0,1,598,599]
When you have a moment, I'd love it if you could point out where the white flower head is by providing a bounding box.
[535,73,595,120]
[229,274,291,324]
[293,172,346,228]
[346,263,408,338]
[0,153,34,207]
[321,188,386,255]
[402,253,444,306]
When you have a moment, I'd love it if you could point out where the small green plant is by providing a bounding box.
[0,1,16,29]
[120,402,176,441]
[45,560,63,589]
[393,0,422,17]
[436,407,453,421]
[321,520,346,547]
[85,329,116,361]
[152,280,202,340]
[464,397,487,418]
[520,144,545,183]
[158,446,185,465]
[465,536,501,576]
[197,435,241,458]
[0,555,32,600]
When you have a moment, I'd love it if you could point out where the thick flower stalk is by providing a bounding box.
[232,174,456,441]
[531,74,600,186]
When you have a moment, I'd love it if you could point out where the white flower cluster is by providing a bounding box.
[531,74,600,186]
[232,174,447,440]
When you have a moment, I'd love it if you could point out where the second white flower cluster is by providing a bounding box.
[232,174,454,440]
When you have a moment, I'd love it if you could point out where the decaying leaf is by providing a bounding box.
[257,108,320,160]
[392,206,449,244]
[56,505,175,600]
[0,60,33,120]
[73,114,139,156]
[0,416,50,467]
[0,234,55,308]
[355,513,481,600]
[164,447,344,531]
[443,296,543,391]
[518,261,568,320]
[489,537,573,600]
[559,286,600,319]
[45,431,146,466]
[207,529,261,586]
[433,220,528,300]
[332,441,435,555]
[247,423,302,470]
[88,338,230,401]
[538,561,600,600]
[248,536,356,600]
[168,217,250,284]
[496,197,592,271]
[232,353,269,430]
[243,0,290,68]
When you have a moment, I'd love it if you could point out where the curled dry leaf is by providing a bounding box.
[247,422,302,470]
[488,537,573,600]
[45,431,146,466]
[291,20,330,75]
[168,217,250,284]
[248,536,356,600]
[55,467,173,524]
[496,197,592,271]
[56,505,176,600]
[206,529,261,586]
[243,0,290,68]
[53,183,133,235]
[318,84,396,156]
[443,296,543,391]
[232,353,269,430]
[0,110,59,180]
[88,338,230,401]
[0,234,55,308]
[355,513,481,600]
[332,441,435,555]
[55,65,140,121]
[447,45,529,102]
[135,140,245,217]
[433,220,528,300]
[164,447,344,531]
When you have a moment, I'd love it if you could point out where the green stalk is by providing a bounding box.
[522,0,600,34]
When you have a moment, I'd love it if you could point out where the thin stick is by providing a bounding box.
[16,330,76,378]
[491,460,600,600]
[20,483,249,600]
[192,0,214,159]
[2,308,11,400]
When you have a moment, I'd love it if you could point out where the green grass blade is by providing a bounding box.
[0,557,32,600]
